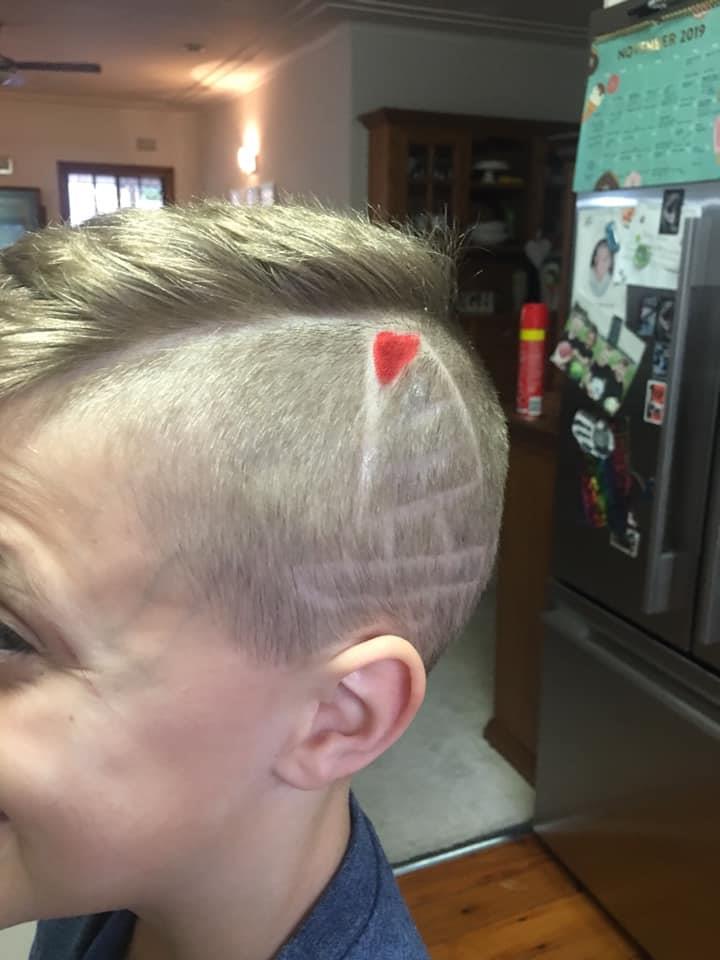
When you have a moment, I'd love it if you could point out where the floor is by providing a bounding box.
[397,833,645,959]
[354,585,535,865]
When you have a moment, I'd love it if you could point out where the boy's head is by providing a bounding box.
[0,201,507,931]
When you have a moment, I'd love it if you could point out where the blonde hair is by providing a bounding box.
[0,200,507,672]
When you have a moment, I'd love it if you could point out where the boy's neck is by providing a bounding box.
[124,783,352,960]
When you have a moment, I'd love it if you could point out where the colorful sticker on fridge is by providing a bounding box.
[576,415,637,533]
[580,456,609,529]
[643,379,667,425]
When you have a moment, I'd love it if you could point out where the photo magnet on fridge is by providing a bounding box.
[644,379,667,426]
[551,298,646,417]
[660,189,685,235]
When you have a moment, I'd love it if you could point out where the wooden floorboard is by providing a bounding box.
[397,834,643,959]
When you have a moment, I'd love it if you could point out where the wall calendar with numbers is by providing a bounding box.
[574,1,720,192]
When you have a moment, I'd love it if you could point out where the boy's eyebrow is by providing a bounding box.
[0,544,49,609]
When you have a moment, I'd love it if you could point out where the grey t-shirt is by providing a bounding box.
[29,792,429,959]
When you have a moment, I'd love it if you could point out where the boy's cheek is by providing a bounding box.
[0,665,261,832]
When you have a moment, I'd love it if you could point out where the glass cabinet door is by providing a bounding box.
[405,135,464,229]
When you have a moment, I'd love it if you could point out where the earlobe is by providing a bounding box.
[272,636,427,791]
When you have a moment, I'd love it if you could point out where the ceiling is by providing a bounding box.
[0,0,598,105]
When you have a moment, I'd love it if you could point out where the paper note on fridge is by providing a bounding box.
[614,201,701,289]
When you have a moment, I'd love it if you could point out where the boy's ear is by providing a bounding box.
[272,635,427,791]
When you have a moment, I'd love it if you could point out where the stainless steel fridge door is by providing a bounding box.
[694,422,720,669]
[553,190,720,652]
[535,582,720,960]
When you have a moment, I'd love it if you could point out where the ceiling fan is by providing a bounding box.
[0,52,101,87]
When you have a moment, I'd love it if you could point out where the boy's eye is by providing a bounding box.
[0,623,37,658]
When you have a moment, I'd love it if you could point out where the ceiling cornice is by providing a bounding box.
[176,0,588,104]
[320,0,589,45]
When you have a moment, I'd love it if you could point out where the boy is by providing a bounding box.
[0,200,507,960]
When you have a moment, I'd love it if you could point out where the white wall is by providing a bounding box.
[200,27,353,209]
[198,96,244,202]
[1,96,201,222]
[350,23,588,208]
[199,23,587,213]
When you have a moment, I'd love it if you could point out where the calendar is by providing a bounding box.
[574,2,720,192]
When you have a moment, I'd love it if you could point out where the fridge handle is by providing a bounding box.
[642,215,700,615]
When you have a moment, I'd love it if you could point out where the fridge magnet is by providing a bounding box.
[610,495,641,559]
[571,409,615,460]
[610,526,641,559]
[660,190,684,235]
[643,380,667,426]
[551,297,646,416]
[652,340,671,380]
[579,457,608,529]
[606,424,633,537]
[655,297,674,343]
[628,294,659,339]
[573,208,626,307]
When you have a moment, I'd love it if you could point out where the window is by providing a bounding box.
[58,162,174,226]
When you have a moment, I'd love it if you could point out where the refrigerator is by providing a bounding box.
[533,2,720,958]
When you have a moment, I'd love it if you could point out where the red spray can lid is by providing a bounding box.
[520,303,549,331]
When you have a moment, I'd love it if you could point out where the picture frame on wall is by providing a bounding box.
[0,187,45,249]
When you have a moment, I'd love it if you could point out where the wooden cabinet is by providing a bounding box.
[359,108,577,405]
[485,404,560,785]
